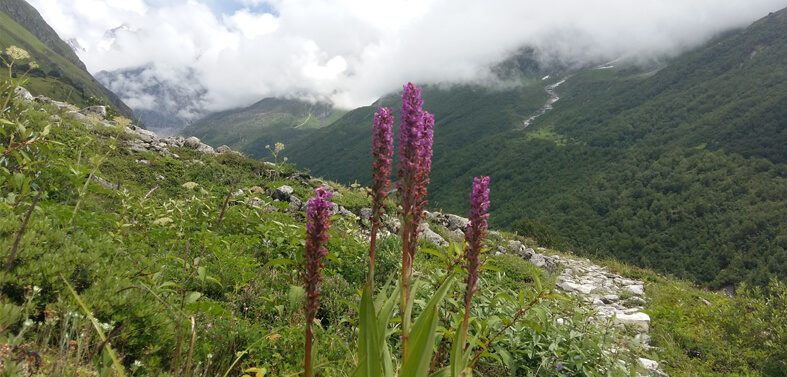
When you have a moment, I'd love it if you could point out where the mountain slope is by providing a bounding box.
[181,97,345,159]
[95,65,209,136]
[286,8,787,287]
[0,0,135,119]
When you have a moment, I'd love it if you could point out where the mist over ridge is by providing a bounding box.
[27,0,787,114]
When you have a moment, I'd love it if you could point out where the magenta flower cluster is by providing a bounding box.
[371,107,394,223]
[368,107,394,286]
[303,186,332,377]
[304,186,332,311]
[464,176,490,298]
[397,83,434,260]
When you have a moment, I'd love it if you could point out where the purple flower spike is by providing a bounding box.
[460,176,490,351]
[396,82,434,359]
[303,187,332,377]
[368,106,394,287]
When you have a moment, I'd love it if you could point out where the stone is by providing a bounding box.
[79,105,107,119]
[273,185,294,201]
[216,145,232,154]
[14,86,33,101]
[613,312,650,332]
[625,285,645,296]
[358,208,372,223]
[445,214,470,231]
[624,296,647,307]
[90,175,116,190]
[288,196,304,213]
[601,294,620,304]
[196,143,215,155]
[419,223,448,247]
[135,128,158,144]
[184,136,201,149]
[249,186,265,194]
[634,333,652,346]
[701,298,712,306]
[530,254,548,268]
[557,282,595,295]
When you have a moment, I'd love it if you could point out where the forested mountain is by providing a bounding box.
[0,0,136,118]
[182,97,345,158]
[286,8,787,288]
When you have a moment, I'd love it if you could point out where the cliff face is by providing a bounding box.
[0,0,87,71]
[0,0,138,123]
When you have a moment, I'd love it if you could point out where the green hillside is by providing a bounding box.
[0,0,135,118]
[181,97,345,158]
[2,73,786,377]
[287,8,787,288]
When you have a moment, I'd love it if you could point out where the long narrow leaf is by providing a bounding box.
[401,274,457,377]
[357,285,381,377]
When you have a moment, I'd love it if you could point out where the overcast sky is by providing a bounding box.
[27,0,787,111]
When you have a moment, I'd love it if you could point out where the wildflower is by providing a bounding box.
[368,106,394,286]
[396,83,433,358]
[557,363,563,370]
[459,176,490,351]
[5,46,30,61]
[206,323,212,328]
[303,187,332,377]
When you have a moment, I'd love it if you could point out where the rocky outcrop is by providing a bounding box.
[507,248,665,376]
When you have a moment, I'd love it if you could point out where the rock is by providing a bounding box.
[233,189,245,196]
[624,296,647,307]
[136,128,158,144]
[601,294,620,304]
[163,136,185,148]
[50,114,61,121]
[557,282,595,295]
[273,185,294,201]
[638,357,667,377]
[14,86,33,101]
[216,145,232,154]
[249,186,265,194]
[249,197,267,208]
[625,285,645,296]
[359,208,372,223]
[445,214,470,231]
[288,196,304,213]
[613,312,650,332]
[79,105,106,119]
[196,143,216,155]
[156,175,165,181]
[68,111,87,120]
[700,298,712,306]
[386,218,401,233]
[90,175,116,190]
[508,240,535,259]
[184,136,201,149]
[419,223,448,247]
[331,203,355,218]
[530,254,548,268]
[634,333,652,346]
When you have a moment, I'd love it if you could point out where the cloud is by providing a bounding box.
[28,0,787,111]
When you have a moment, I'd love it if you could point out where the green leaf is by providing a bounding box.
[401,274,457,377]
[419,248,445,261]
[480,264,502,273]
[533,272,543,292]
[357,285,381,377]
[185,291,202,304]
[262,258,295,270]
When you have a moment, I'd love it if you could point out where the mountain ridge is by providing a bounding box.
[0,0,137,120]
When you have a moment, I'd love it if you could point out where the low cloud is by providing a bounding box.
[30,0,787,111]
